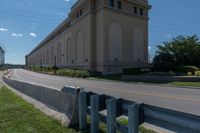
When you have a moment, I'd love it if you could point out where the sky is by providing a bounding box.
[0,0,200,64]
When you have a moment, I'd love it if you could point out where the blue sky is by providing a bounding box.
[0,0,200,64]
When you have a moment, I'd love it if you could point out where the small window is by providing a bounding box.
[80,9,82,16]
[109,0,114,7]
[76,12,79,18]
[117,1,122,9]
[134,6,137,14]
[140,8,143,16]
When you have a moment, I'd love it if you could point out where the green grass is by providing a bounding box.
[139,127,157,133]
[169,82,200,88]
[0,86,83,133]
[0,86,156,133]
[117,117,157,133]
[91,75,200,88]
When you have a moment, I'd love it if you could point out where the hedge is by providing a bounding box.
[175,66,199,75]
[123,68,141,75]
[195,71,200,76]
[57,69,90,78]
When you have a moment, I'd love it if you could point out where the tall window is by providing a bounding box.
[46,49,49,64]
[140,8,143,16]
[134,6,137,14]
[76,12,79,18]
[109,0,114,7]
[80,9,82,16]
[51,46,54,64]
[57,43,61,64]
[117,1,121,9]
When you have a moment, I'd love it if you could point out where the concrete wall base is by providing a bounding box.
[3,75,81,127]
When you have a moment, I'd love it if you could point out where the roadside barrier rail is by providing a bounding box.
[79,89,200,133]
[3,73,200,133]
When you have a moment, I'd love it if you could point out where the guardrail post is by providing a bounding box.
[90,94,99,133]
[79,91,87,130]
[107,98,117,133]
[128,104,139,133]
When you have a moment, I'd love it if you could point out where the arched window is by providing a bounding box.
[51,46,54,64]
[108,23,122,61]
[57,43,61,64]
[133,28,144,61]
[46,49,49,64]
[68,37,76,63]
[43,51,45,65]
[65,37,71,63]
[65,38,68,63]
[76,30,84,63]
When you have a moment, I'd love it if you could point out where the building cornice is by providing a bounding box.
[126,0,151,9]
[103,6,149,21]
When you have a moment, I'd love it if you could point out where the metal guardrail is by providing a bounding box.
[79,89,200,133]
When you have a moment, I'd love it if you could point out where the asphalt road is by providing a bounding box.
[10,69,200,116]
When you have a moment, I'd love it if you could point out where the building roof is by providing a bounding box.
[0,46,4,54]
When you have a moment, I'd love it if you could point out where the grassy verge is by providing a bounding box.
[91,75,200,88]
[0,86,82,133]
[0,86,156,133]
[117,117,157,133]
[169,82,200,88]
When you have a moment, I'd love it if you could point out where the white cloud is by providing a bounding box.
[0,28,8,32]
[30,32,36,37]
[148,46,151,50]
[12,33,23,37]
[64,0,70,2]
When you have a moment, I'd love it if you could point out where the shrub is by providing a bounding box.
[175,66,199,75]
[195,71,200,76]
[57,69,90,78]
[117,117,128,125]
[153,53,176,72]
[187,72,193,76]
[168,71,176,76]
[123,68,140,75]
[46,66,54,72]
[146,71,176,76]
[34,67,41,72]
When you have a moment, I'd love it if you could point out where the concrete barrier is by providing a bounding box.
[3,75,81,127]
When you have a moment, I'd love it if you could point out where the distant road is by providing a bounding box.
[10,69,200,116]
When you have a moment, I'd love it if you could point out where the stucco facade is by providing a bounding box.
[26,0,151,74]
[0,47,5,65]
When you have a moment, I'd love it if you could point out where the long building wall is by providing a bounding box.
[27,0,151,74]
[27,13,93,69]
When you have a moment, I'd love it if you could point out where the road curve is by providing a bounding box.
[10,69,200,116]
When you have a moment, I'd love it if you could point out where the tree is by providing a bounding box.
[153,53,176,71]
[153,35,200,71]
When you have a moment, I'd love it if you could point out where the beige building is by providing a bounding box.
[0,46,5,65]
[26,0,151,74]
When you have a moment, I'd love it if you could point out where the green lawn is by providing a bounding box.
[0,86,84,133]
[90,75,200,88]
[169,82,200,88]
[0,86,155,133]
